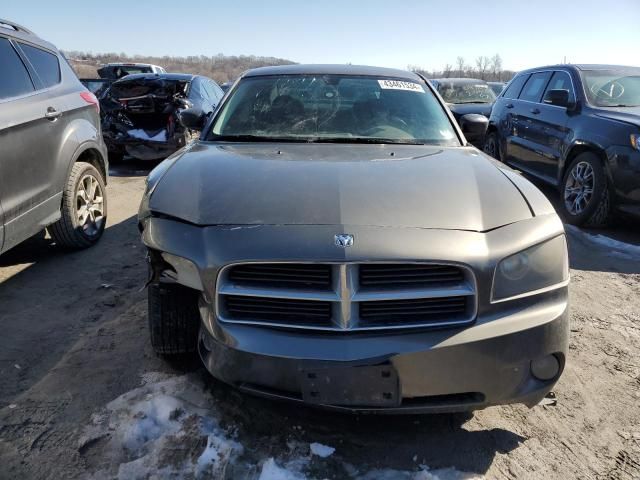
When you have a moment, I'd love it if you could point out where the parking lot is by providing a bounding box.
[0,161,638,480]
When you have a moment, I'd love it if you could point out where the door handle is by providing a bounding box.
[506,103,514,109]
[530,108,540,114]
[45,107,62,120]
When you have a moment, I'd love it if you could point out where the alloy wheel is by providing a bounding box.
[76,174,105,237]
[564,161,595,216]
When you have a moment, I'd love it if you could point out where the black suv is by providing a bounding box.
[0,19,108,254]
[485,64,640,226]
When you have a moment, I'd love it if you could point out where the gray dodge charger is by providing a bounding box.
[139,65,569,413]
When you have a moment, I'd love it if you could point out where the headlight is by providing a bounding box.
[631,133,640,151]
[492,235,568,302]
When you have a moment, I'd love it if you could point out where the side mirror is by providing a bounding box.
[543,89,571,108]
[459,113,488,139]
[179,107,207,131]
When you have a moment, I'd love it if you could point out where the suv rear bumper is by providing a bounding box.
[198,292,569,414]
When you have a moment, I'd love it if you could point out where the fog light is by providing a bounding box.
[531,355,560,381]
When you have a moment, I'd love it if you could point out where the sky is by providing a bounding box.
[3,0,639,72]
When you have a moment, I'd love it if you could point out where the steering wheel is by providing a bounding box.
[591,80,625,100]
[389,115,409,130]
[360,125,414,139]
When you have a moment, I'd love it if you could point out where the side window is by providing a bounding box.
[203,81,220,104]
[196,80,208,100]
[0,37,35,100]
[502,74,528,99]
[543,71,575,103]
[519,72,552,103]
[19,42,61,88]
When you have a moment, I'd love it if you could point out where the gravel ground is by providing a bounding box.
[0,162,639,480]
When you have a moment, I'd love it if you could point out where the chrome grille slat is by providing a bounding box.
[228,264,332,289]
[224,295,333,325]
[359,264,464,288]
[217,263,476,331]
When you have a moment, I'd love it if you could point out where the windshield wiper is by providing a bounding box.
[312,137,427,145]
[211,135,427,145]
[211,134,304,142]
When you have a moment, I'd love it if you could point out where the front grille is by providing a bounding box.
[359,264,464,289]
[228,264,332,290]
[217,263,476,331]
[359,297,468,326]
[224,295,332,326]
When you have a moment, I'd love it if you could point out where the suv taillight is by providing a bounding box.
[80,91,100,114]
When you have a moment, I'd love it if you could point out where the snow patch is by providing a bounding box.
[566,225,640,259]
[259,458,306,480]
[82,374,482,480]
[310,442,335,458]
[82,375,242,479]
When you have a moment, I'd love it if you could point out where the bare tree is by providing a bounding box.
[443,64,453,78]
[64,51,295,83]
[456,56,465,77]
[475,56,490,80]
[490,54,503,81]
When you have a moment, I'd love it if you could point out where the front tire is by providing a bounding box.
[559,152,612,227]
[49,161,107,249]
[148,282,200,355]
[483,131,501,161]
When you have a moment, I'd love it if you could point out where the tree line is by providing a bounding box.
[64,51,295,83]
[409,54,516,82]
[65,50,516,84]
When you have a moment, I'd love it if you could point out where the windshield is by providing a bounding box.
[581,70,640,107]
[437,82,496,104]
[209,75,459,146]
[109,78,189,99]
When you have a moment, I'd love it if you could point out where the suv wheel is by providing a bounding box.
[483,131,501,160]
[148,282,200,355]
[49,161,107,248]
[560,152,611,226]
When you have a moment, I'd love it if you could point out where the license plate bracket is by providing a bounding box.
[299,364,400,407]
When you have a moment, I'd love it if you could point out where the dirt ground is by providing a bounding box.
[0,162,639,480]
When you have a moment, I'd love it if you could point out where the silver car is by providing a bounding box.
[0,19,108,254]
[139,65,569,413]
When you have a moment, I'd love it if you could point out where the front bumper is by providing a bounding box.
[198,288,568,413]
[141,214,569,413]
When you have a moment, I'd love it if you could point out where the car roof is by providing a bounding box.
[431,78,487,84]
[103,62,162,67]
[518,64,640,74]
[0,18,59,53]
[243,64,422,81]
[113,73,195,82]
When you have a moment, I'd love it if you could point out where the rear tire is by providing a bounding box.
[148,282,200,355]
[483,131,501,161]
[559,152,612,227]
[49,161,107,249]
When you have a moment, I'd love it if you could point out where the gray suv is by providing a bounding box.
[0,19,108,254]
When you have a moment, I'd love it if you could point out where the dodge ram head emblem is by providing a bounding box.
[334,234,354,248]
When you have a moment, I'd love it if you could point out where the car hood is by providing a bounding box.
[593,106,640,128]
[149,143,532,231]
[447,103,493,119]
